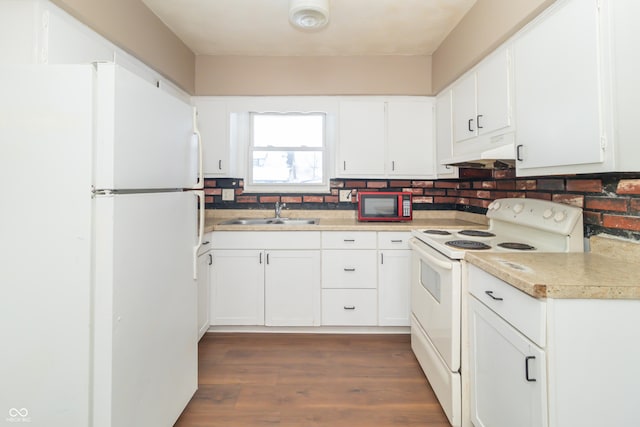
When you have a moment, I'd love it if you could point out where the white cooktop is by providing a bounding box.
[411,198,585,259]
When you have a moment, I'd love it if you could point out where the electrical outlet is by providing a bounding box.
[222,188,235,201]
[339,189,352,203]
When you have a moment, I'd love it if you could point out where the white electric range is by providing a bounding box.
[408,198,584,427]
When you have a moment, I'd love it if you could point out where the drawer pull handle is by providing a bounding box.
[344,268,356,272]
[343,239,355,243]
[391,239,403,243]
[485,290,503,301]
[525,356,537,382]
[343,306,356,310]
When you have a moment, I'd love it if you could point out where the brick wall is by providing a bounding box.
[204,170,640,241]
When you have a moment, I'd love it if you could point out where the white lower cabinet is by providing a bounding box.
[321,232,378,326]
[377,232,412,326]
[210,232,321,326]
[468,296,547,427]
[209,230,412,329]
[264,250,321,326]
[210,249,265,325]
[468,263,640,427]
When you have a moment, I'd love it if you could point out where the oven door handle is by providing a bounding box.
[409,238,453,270]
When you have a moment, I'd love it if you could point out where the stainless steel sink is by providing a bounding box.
[218,217,319,226]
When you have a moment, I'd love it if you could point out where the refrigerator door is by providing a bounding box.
[93,191,198,427]
[0,64,94,426]
[94,63,198,191]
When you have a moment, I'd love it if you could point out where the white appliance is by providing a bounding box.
[408,198,583,427]
[0,63,204,426]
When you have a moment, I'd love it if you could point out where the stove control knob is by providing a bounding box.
[554,211,567,222]
[543,209,553,219]
[492,201,501,210]
[513,203,524,214]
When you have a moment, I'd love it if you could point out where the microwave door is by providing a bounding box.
[364,197,397,218]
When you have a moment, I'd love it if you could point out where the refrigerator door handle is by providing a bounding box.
[193,190,205,279]
[192,106,204,190]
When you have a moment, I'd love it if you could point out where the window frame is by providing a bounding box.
[244,111,329,194]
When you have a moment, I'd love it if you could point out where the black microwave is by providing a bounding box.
[357,191,412,222]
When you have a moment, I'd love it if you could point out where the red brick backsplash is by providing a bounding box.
[205,171,640,240]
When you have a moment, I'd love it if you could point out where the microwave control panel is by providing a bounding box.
[402,195,411,217]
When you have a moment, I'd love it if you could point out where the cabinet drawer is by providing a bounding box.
[321,289,377,326]
[468,265,546,347]
[322,250,377,289]
[377,231,411,249]
[322,231,377,249]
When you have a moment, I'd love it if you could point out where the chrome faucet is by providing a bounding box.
[274,202,286,218]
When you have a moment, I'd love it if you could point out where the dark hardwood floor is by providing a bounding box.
[174,333,450,427]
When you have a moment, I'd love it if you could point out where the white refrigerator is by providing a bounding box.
[0,63,203,426]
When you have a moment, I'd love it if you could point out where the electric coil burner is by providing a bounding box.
[458,230,495,238]
[422,229,452,235]
[445,240,492,250]
[497,242,536,250]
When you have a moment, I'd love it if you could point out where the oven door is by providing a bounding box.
[409,237,461,371]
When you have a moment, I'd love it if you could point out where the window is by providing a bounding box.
[245,112,328,193]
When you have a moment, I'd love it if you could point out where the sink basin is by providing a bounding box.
[219,217,319,226]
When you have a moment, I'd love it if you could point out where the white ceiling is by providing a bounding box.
[141,0,477,57]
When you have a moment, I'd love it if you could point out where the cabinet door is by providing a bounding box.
[210,250,264,325]
[514,0,602,173]
[452,73,477,143]
[337,100,385,176]
[194,98,231,177]
[468,296,547,427]
[197,250,211,339]
[378,249,411,326]
[265,250,321,326]
[386,100,436,177]
[435,90,459,178]
[476,48,511,136]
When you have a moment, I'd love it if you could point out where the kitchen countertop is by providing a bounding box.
[465,235,640,300]
[204,209,488,232]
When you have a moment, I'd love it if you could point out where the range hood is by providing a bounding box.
[441,142,516,169]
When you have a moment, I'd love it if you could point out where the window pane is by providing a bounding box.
[253,114,324,148]
[252,150,323,184]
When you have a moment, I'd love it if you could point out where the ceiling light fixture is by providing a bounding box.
[289,0,330,32]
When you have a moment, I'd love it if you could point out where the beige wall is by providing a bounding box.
[431,0,554,93]
[51,0,195,93]
[195,55,432,96]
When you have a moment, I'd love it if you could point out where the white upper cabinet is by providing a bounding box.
[514,0,640,176]
[448,47,514,162]
[337,100,387,177]
[513,0,603,175]
[337,97,436,178]
[603,0,640,172]
[193,97,234,177]
[386,99,435,178]
[452,48,512,143]
[435,90,459,178]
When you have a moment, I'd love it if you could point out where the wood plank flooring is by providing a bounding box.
[174,333,450,427]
